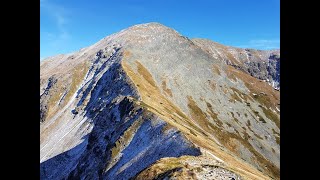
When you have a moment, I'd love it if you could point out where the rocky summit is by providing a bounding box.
[40,22,280,180]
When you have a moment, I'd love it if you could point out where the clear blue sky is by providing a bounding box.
[40,0,280,60]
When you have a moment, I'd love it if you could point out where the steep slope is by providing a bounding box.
[192,39,280,90]
[40,22,280,180]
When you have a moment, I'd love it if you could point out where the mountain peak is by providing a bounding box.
[41,23,280,180]
[131,22,167,27]
[119,22,180,37]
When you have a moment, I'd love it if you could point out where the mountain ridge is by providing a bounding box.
[40,22,280,180]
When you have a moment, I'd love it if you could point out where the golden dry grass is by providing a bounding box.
[212,64,221,75]
[45,61,89,120]
[105,117,144,172]
[134,156,234,180]
[121,56,275,180]
[187,96,278,179]
[225,65,280,129]
[225,66,279,110]
[134,157,184,180]
[161,79,173,97]
[211,42,239,65]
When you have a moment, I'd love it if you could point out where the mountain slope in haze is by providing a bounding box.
[40,22,280,180]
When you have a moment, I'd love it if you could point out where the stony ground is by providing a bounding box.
[40,22,280,180]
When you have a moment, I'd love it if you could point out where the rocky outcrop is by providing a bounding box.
[40,76,58,123]
[192,39,280,90]
[40,44,201,180]
[40,22,280,180]
[134,156,241,180]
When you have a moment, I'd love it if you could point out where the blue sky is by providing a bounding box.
[40,0,280,60]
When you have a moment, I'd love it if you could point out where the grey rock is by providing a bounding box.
[40,22,279,180]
